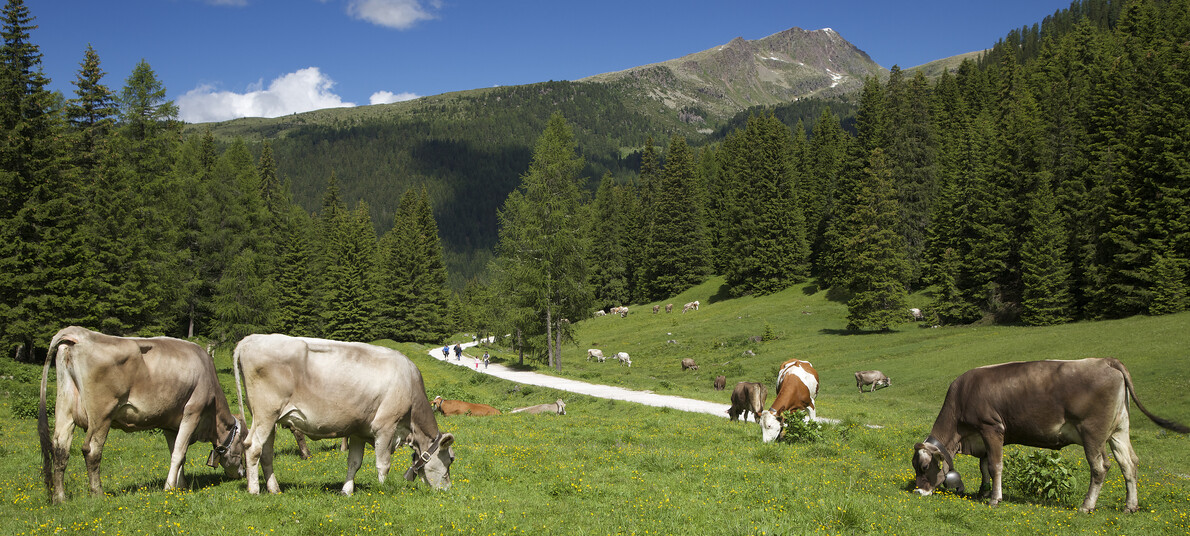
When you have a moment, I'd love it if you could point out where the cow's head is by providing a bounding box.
[406,432,455,490]
[207,417,247,478]
[555,399,566,415]
[911,440,964,496]
[759,410,782,443]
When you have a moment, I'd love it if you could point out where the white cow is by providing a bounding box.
[683,300,700,313]
[614,352,632,367]
[587,349,606,362]
[233,334,455,495]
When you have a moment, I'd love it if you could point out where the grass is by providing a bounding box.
[1,277,1188,534]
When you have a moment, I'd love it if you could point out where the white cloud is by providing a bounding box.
[347,0,439,30]
[370,90,419,105]
[177,67,355,123]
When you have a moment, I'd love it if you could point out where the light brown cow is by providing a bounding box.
[759,359,819,442]
[681,358,699,371]
[855,370,890,392]
[728,382,768,422]
[652,305,660,314]
[665,303,674,313]
[38,327,245,504]
[587,348,606,362]
[510,399,566,415]
[682,301,700,313]
[431,396,502,416]
[714,375,726,391]
[912,358,1189,512]
[234,334,454,495]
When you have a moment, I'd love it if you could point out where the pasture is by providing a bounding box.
[1,277,1188,534]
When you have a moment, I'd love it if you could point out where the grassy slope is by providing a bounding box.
[1,281,1188,534]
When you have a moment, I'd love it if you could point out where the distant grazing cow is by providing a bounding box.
[234,335,454,495]
[682,301,700,313]
[430,396,501,416]
[587,349,606,362]
[714,375,726,391]
[909,308,924,321]
[510,399,566,415]
[728,382,768,422]
[594,310,606,317]
[653,305,660,314]
[855,370,891,392]
[912,358,1189,512]
[39,327,245,503]
[759,359,819,442]
[665,303,674,313]
[614,352,632,367]
[681,358,699,371]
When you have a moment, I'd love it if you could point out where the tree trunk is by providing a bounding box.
[545,306,554,369]
[516,328,524,367]
[554,324,563,371]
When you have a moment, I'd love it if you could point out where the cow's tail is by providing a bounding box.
[39,330,75,499]
[232,342,247,424]
[1110,358,1190,434]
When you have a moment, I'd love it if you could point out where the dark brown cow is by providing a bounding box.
[911,358,1189,512]
[759,359,819,442]
[681,358,699,371]
[431,396,501,416]
[39,327,245,503]
[713,375,726,391]
[728,382,768,422]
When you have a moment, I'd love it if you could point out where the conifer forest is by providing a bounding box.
[2,0,1187,366]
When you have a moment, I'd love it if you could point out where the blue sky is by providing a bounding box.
[32,0,1075,123]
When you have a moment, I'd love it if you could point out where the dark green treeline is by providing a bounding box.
[0,0,453,360]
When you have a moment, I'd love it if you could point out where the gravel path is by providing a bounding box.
[429,340,733,419]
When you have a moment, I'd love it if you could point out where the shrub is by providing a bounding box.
[1004,449,1074,504]
[762,322,778,341]
[9,385,51,420]
[777,410,823,443]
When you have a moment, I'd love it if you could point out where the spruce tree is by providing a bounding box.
[1020,175,1073,325]
[273,205,318,337]
[643,136,712,300]
[587,174,630,309]
[323,201,378,342]
[844,148,910,331]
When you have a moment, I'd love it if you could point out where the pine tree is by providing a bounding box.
[1020,175,1073,325]
[273,205,318,336]
[643,136,711,300]
[844,148,910,331]
[491,112,592,370]
[64,44,116,174]
[587,174,630,309]
[376,187,451,342]
[323,201,378,342]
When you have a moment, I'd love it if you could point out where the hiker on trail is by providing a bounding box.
[483,351,490,369]
[453,344,462,361]
[443,346,451,360]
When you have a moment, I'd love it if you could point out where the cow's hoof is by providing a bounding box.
[988,499,1000,508]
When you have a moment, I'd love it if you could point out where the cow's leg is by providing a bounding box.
[261,428,280,494]
[164,413,201,491]
[289,427,311,460]
[374,432,395,484]
[985,435,1005,507]
[49,396,78,504]
[80,422,113,498]
[1107,423,1140,513]
[1079,440,1112,513]
[244,419,278,495]
[342,436,365,496]
[163,431,187,490]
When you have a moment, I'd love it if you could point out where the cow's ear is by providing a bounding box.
[930,449,949,472]
[438,433,455,449]
[137,342,154,354]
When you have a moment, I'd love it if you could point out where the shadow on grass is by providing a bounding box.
[819,328,903,336]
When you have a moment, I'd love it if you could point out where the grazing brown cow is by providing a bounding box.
[510,399,566,415]
[855,370,891,392]
[39,327,245,503]
[587,349,606,362]
[759,359,819,442]
[714,375,726,391]
[430,396,501,416]
[681,358,699,371]
[234,335,454,495]
[728,382,768,422]
[912,358,1189,512]
[653,305,660,314]
[665,303,674,313]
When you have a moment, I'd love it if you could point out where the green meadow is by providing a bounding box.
[1,277,1188,535]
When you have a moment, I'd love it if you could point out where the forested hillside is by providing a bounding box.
[2,0,1187,366]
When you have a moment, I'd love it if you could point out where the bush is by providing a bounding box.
[9,384,51,420]
[777,410,823,444]
[1004,449,1074,504]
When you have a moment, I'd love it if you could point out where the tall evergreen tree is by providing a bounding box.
[273,205,318,336]
[1020,175,1073,325]
[643,136,712,300]
[844,148,910,331]
[323,201,378,341]
[491,112,592,370]
[587,174,630,309]
[64,44,116,174]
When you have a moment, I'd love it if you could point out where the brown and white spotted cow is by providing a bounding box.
[912,358,1189,512]
[759,359,819,442]
[728,382,768,422]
